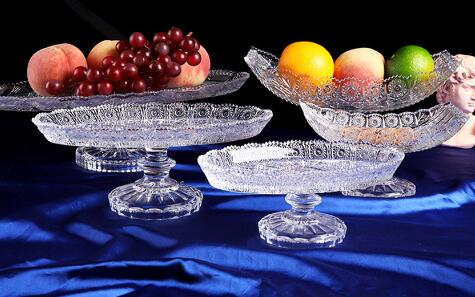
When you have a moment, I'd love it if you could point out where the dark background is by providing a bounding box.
[0,1,473,158]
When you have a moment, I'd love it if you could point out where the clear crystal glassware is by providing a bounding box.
[198,140,404,248]
[244,47,458,112]
[32,102,272,220]
[2,70,249,173]
[300,101,469,197]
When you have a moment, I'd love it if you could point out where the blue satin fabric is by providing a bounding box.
[1,137,475,296]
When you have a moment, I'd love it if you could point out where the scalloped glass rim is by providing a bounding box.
[198,140,404,194]
[32,102,273,148]
[0,70,249,112]
[300,101,469,153]
[244,47,459,112]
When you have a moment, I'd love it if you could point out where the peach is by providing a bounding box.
[87,40,119,69]
[168,46,211,88]
[334,48,385,84]
[27,43,87,96]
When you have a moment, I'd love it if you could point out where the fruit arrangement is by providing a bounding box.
[277,41,435,90]
[27,27,211,97]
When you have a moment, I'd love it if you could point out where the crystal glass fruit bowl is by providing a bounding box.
[300,101,469,197]
[32,102,272,220]
[245,47,458,112]
[2,70,249,173]
[198,140,404,248]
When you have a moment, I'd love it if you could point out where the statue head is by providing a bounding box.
[437,54,475,114]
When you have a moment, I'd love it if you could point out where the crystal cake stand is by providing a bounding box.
[2,70,249,173]
[198,140,404,248]
[32,102,272,220]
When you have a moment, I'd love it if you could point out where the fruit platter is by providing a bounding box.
[0,27,249,112]
[0,27,250,173]
[32,102,273,220]
[245,44,458,112]
[198,140,405,248]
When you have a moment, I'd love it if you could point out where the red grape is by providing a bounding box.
[106,66,123,82]
[131,78,147,93]
[158,55,172,65]
[71,66,87,82]
[193,38,200,52]
[129,32,147,48]
[154,42,170,56]
[97,81,114,95]
[136,49,152,59]
[166,62,181,77]
[167,27,183,44]
[78,81,96,96]
[123,63,139,80]
[167,40,177,51]
[172,50,187,65]
[45,80,65,95]
[119,50,135,62]
[115,80,131,93]
[132,54,149,69]
[113,59,127,69]
[116,40,130,53]
[86,68,103,82]
[180,37,196,53]
[148,60,165,76]
[153,32,167,44]
[187,52,201,66]
[102,56,117,69]
[155,75,170,85]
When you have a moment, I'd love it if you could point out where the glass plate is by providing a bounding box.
[0,70,249,112]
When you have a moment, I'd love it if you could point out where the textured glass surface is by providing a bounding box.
[0,70,249,112]
[301,102,469,153]
[32,102,272,221]
[198,140,404,248]
[32,102,272,148]
[198,140,404,194]
[245,47,458,112]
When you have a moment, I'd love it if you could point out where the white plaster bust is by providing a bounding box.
[437,54,475,149]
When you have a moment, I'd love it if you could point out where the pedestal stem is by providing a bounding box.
[108,147,203,220]
[137,148,178,191]
[285,194,322,215]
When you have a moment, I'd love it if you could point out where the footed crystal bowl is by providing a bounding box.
[32,102,272,220]
[3,70,249,173]
[245,47,458,112]
[198,140,404,249]
[300,102,469,197]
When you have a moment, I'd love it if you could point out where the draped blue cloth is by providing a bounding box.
[1,130,475,297]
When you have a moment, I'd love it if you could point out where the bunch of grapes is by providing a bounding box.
[45,27,202,97]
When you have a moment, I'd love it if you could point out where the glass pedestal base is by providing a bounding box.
[76,147,144,172]
[342,177,416,198]
[108,148,203,220]
[258,194,346,249]
[109,180,202,220]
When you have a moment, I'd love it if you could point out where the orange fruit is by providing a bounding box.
[277,41,334,87]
